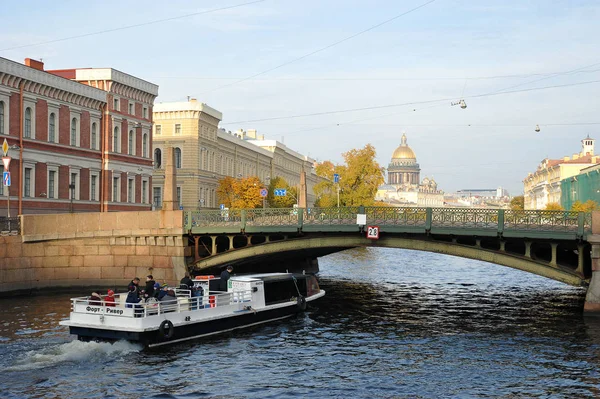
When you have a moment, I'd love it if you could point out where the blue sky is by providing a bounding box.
[1,0,599,194]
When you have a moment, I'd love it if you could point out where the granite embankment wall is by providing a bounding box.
[0,211,189,294]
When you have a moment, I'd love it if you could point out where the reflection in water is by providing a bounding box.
[1,247,600,398]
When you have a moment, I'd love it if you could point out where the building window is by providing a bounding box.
[128,179,134,203]
[48,170,56,198]
[142,133,148,158]
[70,118,78,146]
[113,127,120,153]
[154,148,161,169]
[0,101,4,135]
[128,130,134,155]
[24,107,32,138]
[155,125,161,135]
[143,107,148,119]
[91,175,97,201]
[129,103,134,115]
[48,113,56,142]
[113,98,119,111]
[112,176,120,202]
[177,187,181,208]
[91,122,97,150]
[24,167,32,197]
[175,124,181,135]
[70,172,78,200]
[142,180,148,203]
[175,147,182,168]
[153,187,162,209]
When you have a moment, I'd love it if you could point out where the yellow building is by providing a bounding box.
[152,99,323,209]
[523,136,598,210]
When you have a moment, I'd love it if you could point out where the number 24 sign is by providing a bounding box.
[366,225,379,240]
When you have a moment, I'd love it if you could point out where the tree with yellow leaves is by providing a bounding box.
[314,144,384,207]
[571,200,599,212]
[545,202,564,211]
[216,176,263,209]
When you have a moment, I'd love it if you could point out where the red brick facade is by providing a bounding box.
[0,57,156,216]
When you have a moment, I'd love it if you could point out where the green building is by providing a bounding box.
[560,163,600,210]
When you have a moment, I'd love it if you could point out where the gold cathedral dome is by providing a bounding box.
[391,133,416,159]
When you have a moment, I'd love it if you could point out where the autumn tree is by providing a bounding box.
[216,176,237,208]
[510,195,524,210]
[571,200,599,212]
[338,144,384,206]
[313,160,341,207]
[545,202,564,211]
[216,176,263,209]
[266,176,298,208]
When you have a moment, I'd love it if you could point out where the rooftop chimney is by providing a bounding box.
[24,58,44,71]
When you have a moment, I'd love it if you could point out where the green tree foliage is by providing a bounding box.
[216,176,263,209]
[545,202,564,211]
[571,200,599,212]
[267,176,297,208]
[510,195,524,210]
[314,144,384,207]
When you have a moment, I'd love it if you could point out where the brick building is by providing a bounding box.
[0,57,158,215]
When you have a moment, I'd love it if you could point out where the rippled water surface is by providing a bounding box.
[1,248,600,398]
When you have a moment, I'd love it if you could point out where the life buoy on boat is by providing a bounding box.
[159,320,174,339]
[297,295,307,311]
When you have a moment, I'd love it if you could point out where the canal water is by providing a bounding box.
[1,247,600,398]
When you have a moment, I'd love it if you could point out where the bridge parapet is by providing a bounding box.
[185,207,591,240]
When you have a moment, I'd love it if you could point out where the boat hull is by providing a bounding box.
[70,300,307,347]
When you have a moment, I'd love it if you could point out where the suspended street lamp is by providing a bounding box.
[535,124,541,132]
[451,99,467,109]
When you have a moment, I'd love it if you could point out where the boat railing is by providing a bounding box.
[69,290,254,319]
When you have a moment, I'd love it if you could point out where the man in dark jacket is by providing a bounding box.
[127,277,140,295]
[219,266,233,291]
[144,275,156,298]
[180,272,194,290]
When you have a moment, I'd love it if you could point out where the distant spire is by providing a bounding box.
[401,132,407,146]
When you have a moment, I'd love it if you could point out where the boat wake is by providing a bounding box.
[7,340,142,371]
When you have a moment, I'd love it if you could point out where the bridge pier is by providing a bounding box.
[524,241,532,258]
[585,237,600,314]
[550,242,558,267]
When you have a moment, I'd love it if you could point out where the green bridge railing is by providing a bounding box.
[184,207,592,240]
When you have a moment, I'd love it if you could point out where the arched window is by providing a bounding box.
[48,113,56,142]
[113,127,120,153]
[154,148,161,169]
[128,130,134,155]
[70,118,77,146]
[24,107,32,138]
[142,133,148,158]
[0,101,4,135]
[175,148,182,169]
[91,122,97,150]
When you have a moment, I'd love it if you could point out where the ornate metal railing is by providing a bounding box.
[184,207,593,239]
[0,217,20,234]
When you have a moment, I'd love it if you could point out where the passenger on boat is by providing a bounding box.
[153,282,161,298]
[180,272,194,290]
[144,275,156,299]
[157,284,169,300]
[127,277,141,295]
[219,266,233,291]
[126,286,142,309]
[160,288,178,313]
[105,289,116,307]
[88,292,103,306]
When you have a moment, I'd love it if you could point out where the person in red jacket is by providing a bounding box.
[105,289,116,307]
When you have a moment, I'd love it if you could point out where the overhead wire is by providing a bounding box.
[222,78,600,124]
[0,0,266,52]
[202,0,438,93]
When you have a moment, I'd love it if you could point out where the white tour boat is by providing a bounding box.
[60,273,325,347]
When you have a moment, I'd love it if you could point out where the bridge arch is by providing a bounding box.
[193,235,587,286]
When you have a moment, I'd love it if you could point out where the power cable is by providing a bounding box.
[222,79,600,124]
[0,0,266,52]
[203,0,437,93]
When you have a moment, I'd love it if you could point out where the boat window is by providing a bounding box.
[263,277,307,305]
